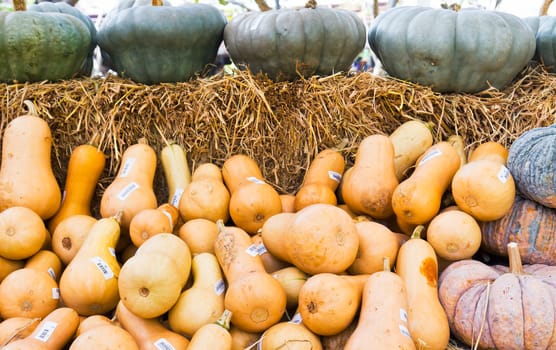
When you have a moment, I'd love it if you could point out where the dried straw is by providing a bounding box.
[1,63,555,210]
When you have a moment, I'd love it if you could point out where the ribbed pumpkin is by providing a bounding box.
[0,0,91,83]
[507,123,556,208]
[438,242,556,349]
[524,16,556,72]
[223,0,366,81]
[368,6,535,93]
[481,195,555,265]
[97,0,227,84]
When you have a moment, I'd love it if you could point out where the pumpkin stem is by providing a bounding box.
[214,309,232,330]
[113,210,124,225]
[22,100,37,116]
[152,0,163,6]
[305,0,317,9]
[507,242,524,274]
[254,0,272,12]
[410,225,425,240]
[13,0,26,11]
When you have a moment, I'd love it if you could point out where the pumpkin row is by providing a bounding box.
[4,0,556,93]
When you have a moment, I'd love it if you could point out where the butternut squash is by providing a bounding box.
[100,138,158,231]
[271,266,307,311]
[341,134,399,219]
[119,233,191,319]
[0,256,24,283]
[0,206,47,260]
[129,203,178,247]
[214,221,287,332]
[25,250,62,282]
[222,154,282,234]
[2,307,80,350]
[392,141,461,225]
[294,148,344,211]
[59,213,122,316]
[259,321,323,350]
[168,252,225,337]
[259,212,296,263]
[186,309,233,350]
[160,142,191,208]
[116,301,190,350]
[344,258,415,350]
[279,194,296,213]
[395,226,450,350]
[389,119,434,181]
[51,214,97,266]
[468,140,509,164]
[177,217,219,255]
[0,317,40,346]
[69,320,138,350]
[0,100,61,220]
[47,135,106,233]
[229,326,260,350]
[251,232,290,273]
[178,162,230,223]
[447,134,467,169]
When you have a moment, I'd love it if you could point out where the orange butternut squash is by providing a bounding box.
[69,319,138,350]
[160,142,191,208]
[0,100,61,220]
[51,214,97,266]
[392,141,461,225]
[251,232,290,273]
[259,321,323,350]
[0,317,40,346]
[129,203,179,247]
[47,135,106,233]
[100,138,158,231]
[177,217,219,255]
[186,309,233,350]
[25,250,62,282]
[0,256,24,283]
[279,193,296,213]
[259,212,296,263]
[214,221,286,332]
[389,119,434,181]
[0,206,47,260]
[341,134,399,219]
[229,326,260,350]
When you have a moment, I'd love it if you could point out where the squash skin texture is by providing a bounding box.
[224,7,366,81]
[98,4,227,84]
[0,11,91,83]
[525,16,556,72]
[368,6,536,93]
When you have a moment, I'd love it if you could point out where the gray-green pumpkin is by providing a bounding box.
[27,1,97,77]
[97,1,227,84]
[524,16,556,72]
[0,0,91,83]
[368,6,536,93]
[223,1,366,81]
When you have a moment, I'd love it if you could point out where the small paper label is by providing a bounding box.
[154,338,176,350]
[52,288,60,300]
[34,321,57,342]
[214,279,226,296]
[47,267,56,280]
[418,148,442,166]
[246,243,267,256]
[246,176,266,185]
[328,170,342,183]
[170,188,184,207]
[117,182,139,201]
[289,313,303,324]
[120,158,136,177]
[497,165,510,183]
[399,324,411,338]
[108,247,116,257]
[91,256,114,280]
[400,308,408,323]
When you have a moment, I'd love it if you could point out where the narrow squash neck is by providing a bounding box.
[13,0,26,11]
[507,242,524,275]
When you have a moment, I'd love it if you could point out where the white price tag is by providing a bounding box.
[52,288,60,300]
[91,256,114,280]
[497,165,510,183]
[246,176,266,185]
[34,321,57,342]
[170,188,184,207]
[328,170,342,183]
[117,182,139,201]
[214,279,226,296]
[119,158,136,177]
[154,338,176,350]
[418,148,442,166]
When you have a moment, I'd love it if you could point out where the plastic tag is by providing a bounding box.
[117,182,139,201]
[91,256,114,280]
[34,321,57,342]
[120,158,136,177]
[154,338,176,350]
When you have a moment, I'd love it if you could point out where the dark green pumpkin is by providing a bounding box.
[480,195,556,265]
[223,3,366,81]
[507,123,556,208]
[368,6,536,93]
[0,1,91,83]
[97,1,227,84]
[27,1,97,77]
[524,16,556,72]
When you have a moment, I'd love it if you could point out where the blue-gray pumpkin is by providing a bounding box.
[97,1,227,84]
[368,6,536,93]
[524,16,556,72]
[507,123,556,208]
[0,0,91,83]
[27,1,97,77]
[223,2,366,81]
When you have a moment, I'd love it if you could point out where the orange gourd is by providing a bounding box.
[451,141,515,221]
[100,138,158,231]
[344,258,415,350]
[279,194,296,213]
[186,309,233,350]
[25,250,62,282]
[389,120,434,181]
[69,318,138,350]
[0,317,40,346]
[168,252,225,337]
[341,134,399,219]
[0,256,24,283]
[128,203,178,247]
[59,213,122,316]
[294,148,344,211]
[116,301,190,350]
[2,307,80,350]
[160,142,191,208]
[47,135,106,233]
[222,154,282,234]
[392,141,461,225]
[177,217,219,255]
[259,321,323,350]
[0,206,47,260]
[251,232,290,273]
[214,221,286,332]
[51,214,97,266]
[259,212,296,263]
[0,100,61,220]
[395,226,450,350]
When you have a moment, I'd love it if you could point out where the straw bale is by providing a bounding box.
[1,63,555,212]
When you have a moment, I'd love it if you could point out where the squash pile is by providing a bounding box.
[1,99,555,350]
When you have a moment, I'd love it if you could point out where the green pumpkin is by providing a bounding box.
[223,3,366,81]
[97,2,227,84]
[0,4,91,83]
[27,1,97,77]
[368,6,536,93]
[524,16,556,72]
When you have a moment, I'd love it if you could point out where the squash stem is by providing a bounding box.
[254,0,272,11]
[305,0,317,8]
[410,225,425,240]
[13,0,26,11]
[215,309,232,330]
[507,242,524,275]
[22,100,37,116]
[152,0,163,6]
[382,257,390,272]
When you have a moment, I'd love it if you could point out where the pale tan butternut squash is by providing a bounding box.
[389,120,434,181]
[160,142,191,208]
[0,206,47,260]
[186,309,233,350]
